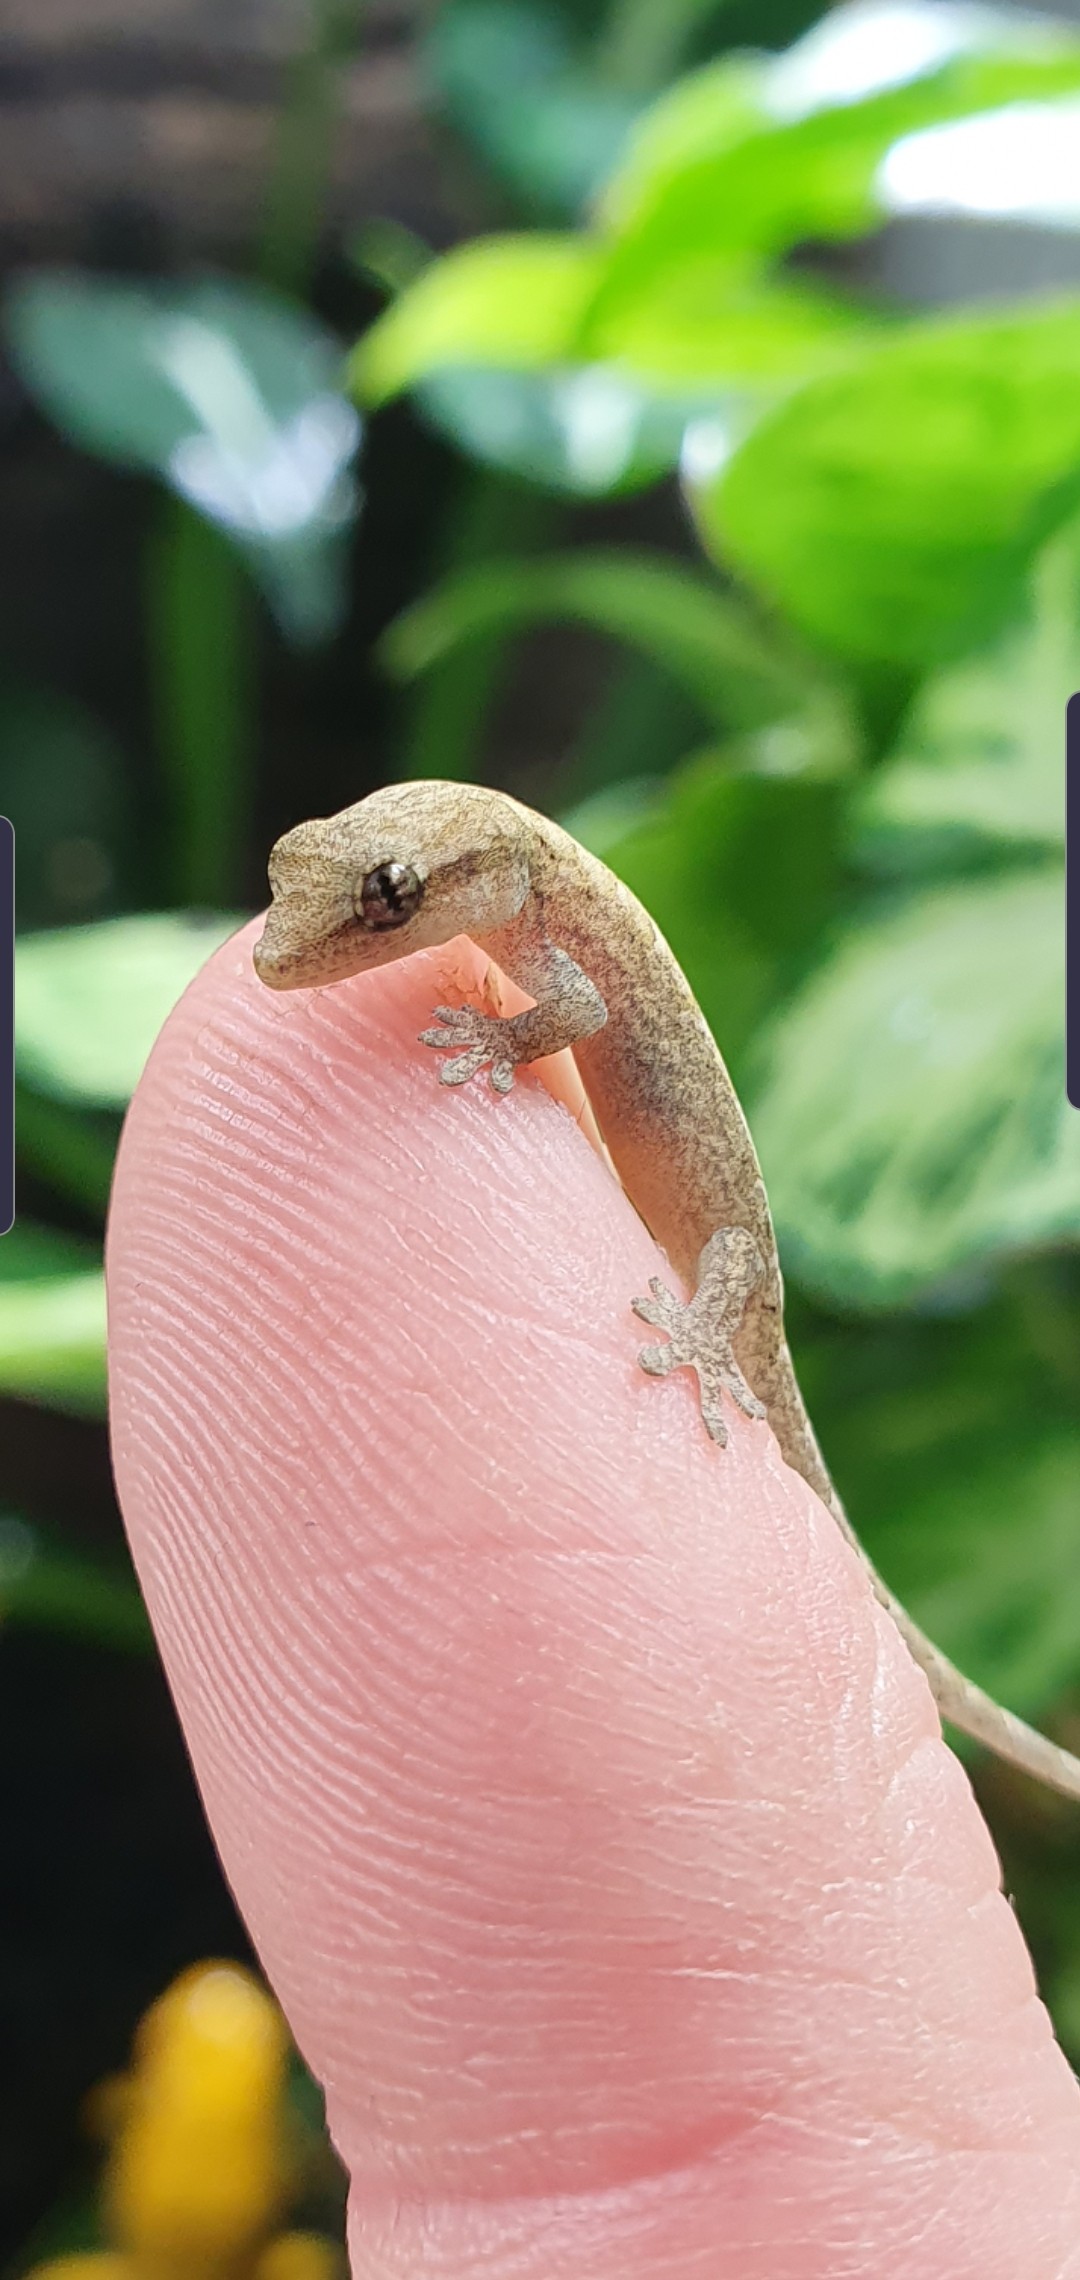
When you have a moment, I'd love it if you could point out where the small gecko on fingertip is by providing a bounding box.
[253,778,1080,1806]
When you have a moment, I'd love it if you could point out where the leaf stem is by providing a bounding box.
[397,472,557,783]
[146,501,255,909]
[257,0,367,298]
[594,0,730,94]
[560,653,701,807]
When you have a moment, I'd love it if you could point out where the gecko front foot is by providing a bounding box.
[418,1005,520,1093]
[633,1225,767,1446]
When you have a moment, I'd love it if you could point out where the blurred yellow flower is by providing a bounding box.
[25,1963,342,2280]
[253,2234,343,2280]
[104,1962,290,2269]
[23,2260,130,2280]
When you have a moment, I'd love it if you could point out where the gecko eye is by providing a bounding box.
[356,861,423,930]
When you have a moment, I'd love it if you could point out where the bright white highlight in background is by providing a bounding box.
[762,0,1043,122]
[154,320,360,538]
[880,100,1080,225]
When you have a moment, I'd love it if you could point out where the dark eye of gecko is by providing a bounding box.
[357,861,423,930]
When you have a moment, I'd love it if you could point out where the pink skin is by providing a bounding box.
[107,918,1080,2280]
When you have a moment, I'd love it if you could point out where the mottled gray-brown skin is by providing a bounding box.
[255,779,1080,1804]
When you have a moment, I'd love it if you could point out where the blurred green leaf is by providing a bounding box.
[599,749,844,1069]
[874,1430,1080,1718]
[598,6,1080,275]
[0,1219,100,1281]
[354,237,601,404]
[597,53,764,234]
[583,263,872,389]
[6,275,362,645]
[427,0,637,217]
[14,1087,118,1219]
[0,1271,106,1414]
[0,1512,149,1647]
[702,299,1080,668]
[857,533,1073,875]
[559,771,665,855]
[16,912,239,1109]
[383,547,847,743]
[357,232,869,468]
[379,275,870,496]
[412,365,700,495]
[753,868,1075,1306]
[1,1179,110,1427]
[796,1282,1080,1720]
[347,217,432,298]
[357,7,1080,518]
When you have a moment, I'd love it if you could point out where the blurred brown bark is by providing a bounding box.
[0,0,445,269]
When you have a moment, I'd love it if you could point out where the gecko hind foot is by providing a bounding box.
[632,1226,767,1446]
[419,1005,519,1093]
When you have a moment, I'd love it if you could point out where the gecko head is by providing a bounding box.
[253,781,531,990]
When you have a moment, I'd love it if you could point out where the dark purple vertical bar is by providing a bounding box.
[0,818,11,1231]
[1070,698,1080,1111]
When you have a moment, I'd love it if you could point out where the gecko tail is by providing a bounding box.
[836,1483,1080,1804]
[888,1602,1080,1805]
[833,1468,1080,1801]
[758,1353,1080,1804]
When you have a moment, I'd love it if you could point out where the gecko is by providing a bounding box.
[253,777,1080,1805]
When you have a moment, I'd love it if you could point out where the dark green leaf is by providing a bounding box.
[0,1219,100,1283]
[6,275,362,645]
[0,1513,150,1648]
[427,0,637,217]
[752,869,1076,1305]
[701,300,1080,668]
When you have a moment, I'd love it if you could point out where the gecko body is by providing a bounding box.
[255,779,1080,1804]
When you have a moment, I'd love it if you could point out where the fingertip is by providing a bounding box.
[107,920,1080,2279]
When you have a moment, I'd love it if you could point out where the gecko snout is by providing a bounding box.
[252,906,305,988]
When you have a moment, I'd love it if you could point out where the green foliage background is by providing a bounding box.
[5,0,1080,2241]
